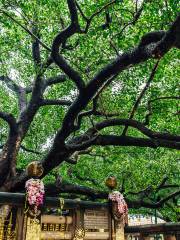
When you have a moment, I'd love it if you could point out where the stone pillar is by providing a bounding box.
[25,217,41,240]
[115,222,125,240]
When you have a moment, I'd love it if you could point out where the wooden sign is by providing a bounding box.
[84,209,109,231]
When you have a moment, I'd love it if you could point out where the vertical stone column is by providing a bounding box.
[25,217,41,240]
[73,208,85,240]
[115,222,125,240]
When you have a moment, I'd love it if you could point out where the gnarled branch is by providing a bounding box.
[69,135,180,151]
[45,75,67,87]
[0,76,27,112]
[51,0,85,92]
[0,112,17,133]
[87,118,180,142]
[40,99,72,107]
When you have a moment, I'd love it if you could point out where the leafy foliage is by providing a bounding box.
[0,0,179,221]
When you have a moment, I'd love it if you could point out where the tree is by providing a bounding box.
[0,0,179,220]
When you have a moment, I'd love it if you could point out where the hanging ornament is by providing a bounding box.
[58,197,64,215]
[25,178,45,217]
[108,191,128,225]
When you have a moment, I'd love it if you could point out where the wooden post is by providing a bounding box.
[16,208,25,240]
[73,208,86,240]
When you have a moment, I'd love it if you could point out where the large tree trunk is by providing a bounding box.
[0,132,21,190]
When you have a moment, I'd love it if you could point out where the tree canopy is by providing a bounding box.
[0,0,179,221]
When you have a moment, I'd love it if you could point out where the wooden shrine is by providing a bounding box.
[0,192,125,240]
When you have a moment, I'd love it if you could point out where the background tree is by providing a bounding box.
[0,0,179,221]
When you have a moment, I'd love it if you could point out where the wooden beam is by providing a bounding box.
[125,223,180,234]
[0,192,108,209]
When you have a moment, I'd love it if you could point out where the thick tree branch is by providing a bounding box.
[88,14,180,94]
[87,118,180,142]
[0,112,17,133]
[18,57,54,135]
[40,99,72,107]
[20,145,41,155]
[45,75,67,87]
[53,14,180,146]
[93,135,180,150]
[8,14,180,192]
[45,180,180,209]
[31,22,41,66]
[45,180,108,199]
[0,76,19,92]
[51,0,85,91]
[0,76,27,112]
[65,158,77,164]
[19,74,68,96]
[69,135,180,151]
